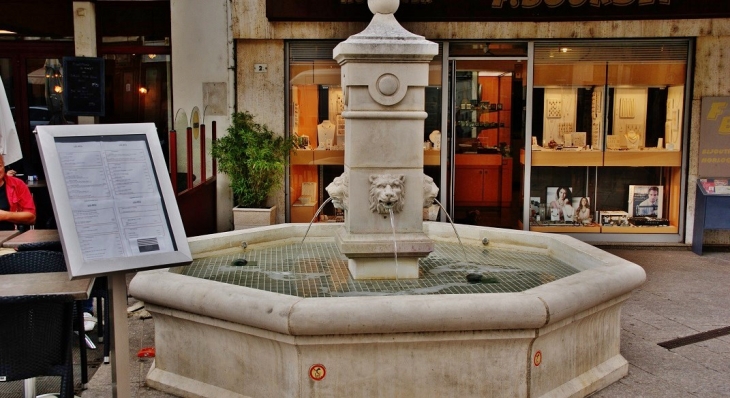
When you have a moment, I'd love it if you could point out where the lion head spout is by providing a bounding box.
[326,172,349,211]
[423,174,439,208]
[369,174,405,214]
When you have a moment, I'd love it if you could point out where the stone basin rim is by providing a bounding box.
[129,223,646,337]
[131,268,640,337]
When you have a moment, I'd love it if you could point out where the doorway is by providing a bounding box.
[448,58,527,228]
[0,41,172,228]
[99,52,171,166]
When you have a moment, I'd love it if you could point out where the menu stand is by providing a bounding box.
[109,272,131,397]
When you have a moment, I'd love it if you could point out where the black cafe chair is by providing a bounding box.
[15,241,64,253]
[0,294,76,398]
[0,250,92,389]
[16,242,112,364]
[0,250,67,275]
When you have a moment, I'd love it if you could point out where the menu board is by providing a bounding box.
[35,123,191,279]
[62,56,105,116]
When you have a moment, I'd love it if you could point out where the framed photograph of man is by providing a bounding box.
[628,185,663,218]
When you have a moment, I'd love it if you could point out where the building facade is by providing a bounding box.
[198,0,730,247]
[4,1,729,247]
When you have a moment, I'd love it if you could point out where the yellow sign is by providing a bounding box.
[533,350,543,367]
[699,97,730,177]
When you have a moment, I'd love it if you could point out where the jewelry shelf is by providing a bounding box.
[290,149,441,166]
[529,225,677,234]
[601,225,679,234]
[528,149,603,166]
[521,149,681,167]
[529,224,602,233]
[603,150,681,167]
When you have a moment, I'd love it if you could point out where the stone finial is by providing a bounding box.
[368,0,399,15]
[334,0,437,65]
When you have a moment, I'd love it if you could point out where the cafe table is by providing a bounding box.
[0,272,93,300]
[25,179,47,190]
[0,230,22,247]
[2,229,60,249]
[0,240,94,397]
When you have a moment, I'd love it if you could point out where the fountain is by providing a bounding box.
[129,1,645,397]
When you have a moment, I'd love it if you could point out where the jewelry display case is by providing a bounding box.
[526,40,691,241]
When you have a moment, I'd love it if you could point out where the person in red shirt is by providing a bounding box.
[0,156,36,230]
[3,159,96,328]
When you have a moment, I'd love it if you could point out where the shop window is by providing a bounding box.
[527,39,691,242]
[287,41,443,223]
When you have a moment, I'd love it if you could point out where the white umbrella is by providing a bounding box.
[27,67,47,85]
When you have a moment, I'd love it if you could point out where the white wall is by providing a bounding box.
[171,0,234,231]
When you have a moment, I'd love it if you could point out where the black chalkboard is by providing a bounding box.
[62,57,105,116]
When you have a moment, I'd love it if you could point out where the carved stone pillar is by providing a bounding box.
[333,0,438,279]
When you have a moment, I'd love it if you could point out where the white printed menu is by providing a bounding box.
[55,138,175,261]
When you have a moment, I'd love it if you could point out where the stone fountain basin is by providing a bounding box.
[129,222,645,398]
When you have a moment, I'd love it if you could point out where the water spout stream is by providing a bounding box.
[301,197,333,244]
[434,199,468,263]
[389,208,399,281]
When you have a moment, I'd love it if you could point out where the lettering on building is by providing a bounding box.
[340,0,671,7]
[707,101,730,134]
[340,0,433,3]
[491,0,671,8]
[269,0,727,22]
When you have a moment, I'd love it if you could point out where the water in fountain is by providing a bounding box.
[175,238,579,297]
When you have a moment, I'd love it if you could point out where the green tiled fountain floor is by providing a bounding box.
[174,241,578,297]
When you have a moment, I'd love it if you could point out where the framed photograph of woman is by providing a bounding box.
[628,185,663,218]
[573,196,592,224]
[547,186,573,222]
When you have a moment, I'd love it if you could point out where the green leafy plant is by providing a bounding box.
[211,111,297,208]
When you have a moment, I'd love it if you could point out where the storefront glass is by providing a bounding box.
[527,39,692,242]
[286,38,692,242]
[287,41,442,223]
[448,56,527,228]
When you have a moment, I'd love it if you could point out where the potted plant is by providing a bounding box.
[211,111,297,229]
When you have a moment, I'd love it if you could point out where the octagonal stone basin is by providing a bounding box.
[129,222,645,398]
